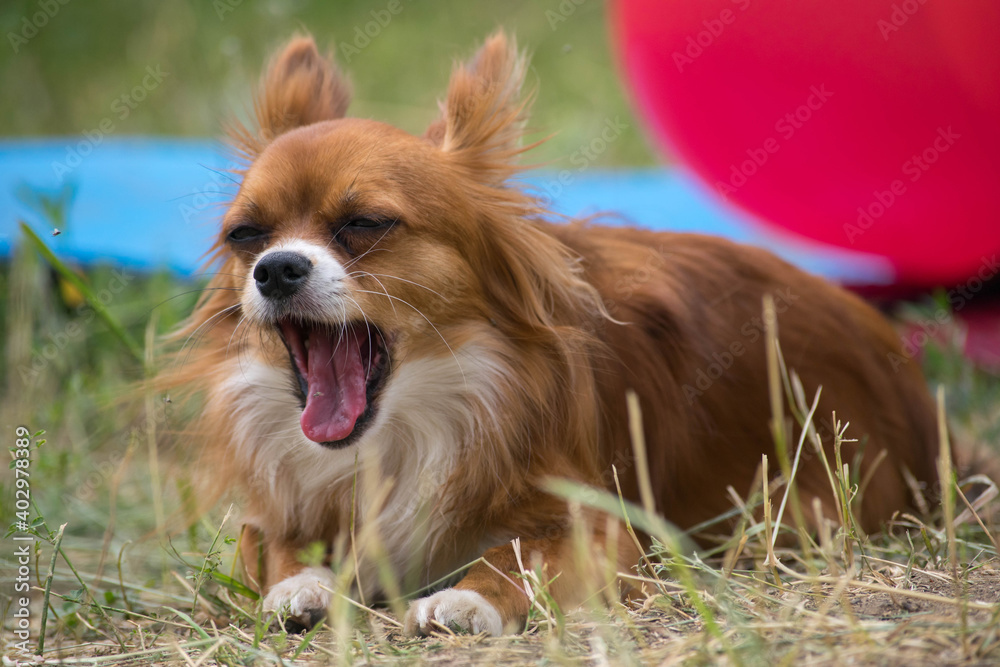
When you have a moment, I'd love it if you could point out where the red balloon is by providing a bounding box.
[612,0,1000,286]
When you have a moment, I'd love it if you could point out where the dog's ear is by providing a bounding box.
[428,31,533,180]
[229,35,351,158]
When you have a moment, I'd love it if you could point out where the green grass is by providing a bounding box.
[1,208,998,665]
[0,0,657,167]
[2,2,999,664]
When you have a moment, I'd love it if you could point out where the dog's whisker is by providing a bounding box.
[347,272,448,300]
[197,163,243,187]
[353,289,465,387]
[180,303,242,354]
[166,191,233,203]
[342,294,381,376]
[339,219,399,270]
[148,287,241,319]
[348,272,398,319]
[227,313,250,361]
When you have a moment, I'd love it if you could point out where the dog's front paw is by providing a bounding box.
[262,567,335,631]
[404,589,504,636]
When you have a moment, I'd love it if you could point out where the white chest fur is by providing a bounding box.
[216,342,509,590]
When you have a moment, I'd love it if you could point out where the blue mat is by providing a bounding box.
[0,138,891,284]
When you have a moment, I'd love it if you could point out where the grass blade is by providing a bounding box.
[19,220,146,368]
[36,523,66,654]
[163,606,212,641]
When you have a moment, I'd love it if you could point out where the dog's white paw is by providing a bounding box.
[262,567,334,630]
[405,589,504,636]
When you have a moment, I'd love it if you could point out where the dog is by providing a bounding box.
[164,31,942,636]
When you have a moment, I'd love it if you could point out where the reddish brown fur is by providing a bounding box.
[163,32,942,634]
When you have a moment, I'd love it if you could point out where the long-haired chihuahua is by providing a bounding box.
[164,32,941,635]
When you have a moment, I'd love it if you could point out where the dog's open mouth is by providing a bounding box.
[277,320,390,448]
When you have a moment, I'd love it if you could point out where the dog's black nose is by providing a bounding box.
[254,251,312,299]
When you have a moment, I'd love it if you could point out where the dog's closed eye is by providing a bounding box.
[333,217,399,256]
[227,224,269,244]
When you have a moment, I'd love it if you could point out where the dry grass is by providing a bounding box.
[3,227,1000,667]
[6,5,1000,662]
[4,496,998,666]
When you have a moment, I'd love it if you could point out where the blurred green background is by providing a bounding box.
[0,1,997,656]
[1,0,657,166]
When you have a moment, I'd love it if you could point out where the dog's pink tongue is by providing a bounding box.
[300,329,367,443]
